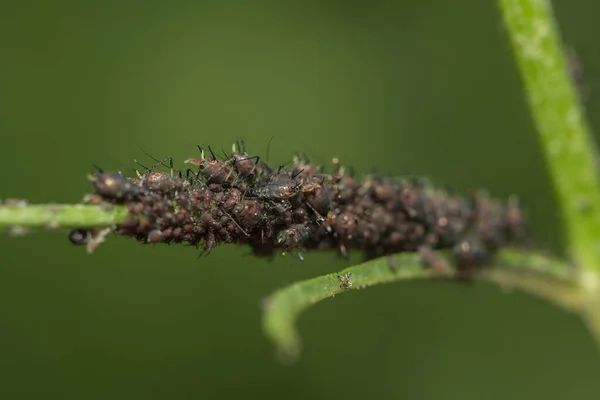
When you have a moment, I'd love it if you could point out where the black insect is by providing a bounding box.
[68,229,90,245]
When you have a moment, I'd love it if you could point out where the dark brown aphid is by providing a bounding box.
[146,229,163,243]
[334,212,360,240]
[277,224,312,249]
[185,145,235,185]
[141,172,182,194]
[219,188,242,210]
[231,141,261,178]
[452,237,490,281]
[233,200,266,230]
[89,171,142,202]
[300,176,332,230]
[337,272,352,290]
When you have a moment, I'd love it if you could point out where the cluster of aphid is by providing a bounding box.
[69,141,529,278]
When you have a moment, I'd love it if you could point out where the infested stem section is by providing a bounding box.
[69,147,529,275]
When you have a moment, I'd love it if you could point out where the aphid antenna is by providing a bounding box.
[312,175,327,184]
[304,201,331,234]
[221,147,231,161]
[280,248,304,262]
[133,159,150,176]
[183,168,195,184]
[92,164,104,173]
[265,135,275,165]
[207,145,218,160]
[139,149,176,177]
[290,168,305,180]
[234,154,261,166]
[294,250,305,262]
[338,243,349,259]
[188,168,210,189]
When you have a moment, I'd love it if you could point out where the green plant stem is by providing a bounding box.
[498,0,600,276]
[262,249,585,363]
[498,0,600,349]
[0,203,129,229]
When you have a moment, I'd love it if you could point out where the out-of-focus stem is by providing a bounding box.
[0,203,129,229]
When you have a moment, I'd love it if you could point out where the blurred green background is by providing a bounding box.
[2,0,600,398]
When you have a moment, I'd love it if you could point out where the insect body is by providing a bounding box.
[185,145,236,185]
[89,171,142,202]
[230,141,261,179]
[277,224,312,248]
[247,178,302,200]
[337,272,353,290]
[276,224,312,261]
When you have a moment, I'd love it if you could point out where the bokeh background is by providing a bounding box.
[2,0,600,398]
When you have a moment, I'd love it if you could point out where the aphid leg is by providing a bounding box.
[133,160,151,177]
[135,152,176,178]
[140,149,175,176]
[339,243,348,259]
[290,168,305,180]
[280,248,305,262]
[304,201,331,233]
[265,135,275,165]
[221,146,231,160]
[80,227,113,254]
[220,207,249,237]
